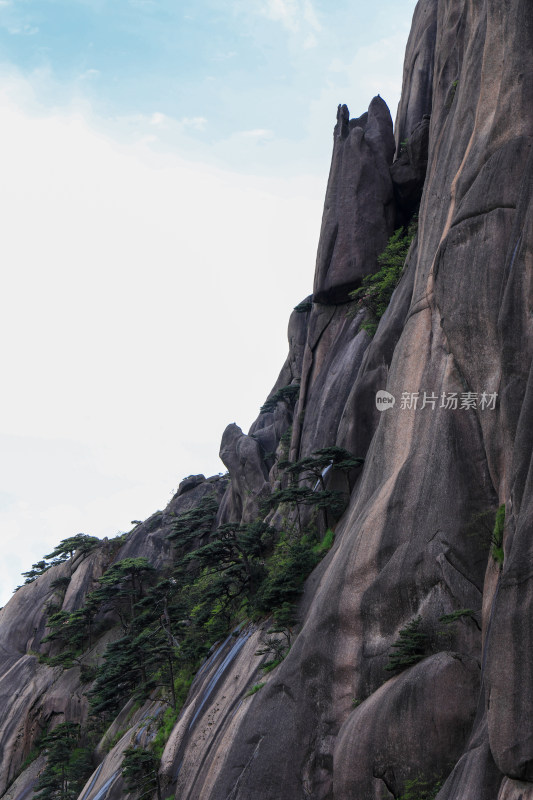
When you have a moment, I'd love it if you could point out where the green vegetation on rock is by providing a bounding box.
[350,219,417,336]
[398,775,443,800]
[25,449,346,792]
[246,682,266,696]
[122,747,162,800]
[16,534,99,590]
[385,616,429,673]
[293,300,313,313]
[34,723,93,800]
[260,383,300,414]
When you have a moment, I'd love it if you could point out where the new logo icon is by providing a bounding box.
[376,390,396,411]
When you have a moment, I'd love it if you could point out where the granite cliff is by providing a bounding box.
[2,1,533,798]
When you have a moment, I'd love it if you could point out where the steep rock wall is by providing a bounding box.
[168,1,533,799]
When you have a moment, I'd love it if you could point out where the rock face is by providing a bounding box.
[313,97,396,304]
[166,1,533,798]
[394,0,437,151]
[2,1,533,799]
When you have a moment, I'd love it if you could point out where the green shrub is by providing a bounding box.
[105,728,127,753]
[262,658,283,674]
[246,682,265,696]
[446,79,459,109]
[312,528,334,557]
[79,663,98,684]
[398,775,443,800]
[254,534,319,613]
[152,707,179,760]
[350,220,417,336]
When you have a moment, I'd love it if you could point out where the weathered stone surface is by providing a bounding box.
[313,97,396,304]
[248,302,310,475]
[79,699,166,800]
[391,115,430,221]
[333,653,479,799]
[335,232,417,459]
[217,303,310,527]
[394,0,437,152]
[290,303,369,463]
[498,778,533,800]
[119,474,227,564]
[217,424,270,524]
[175,2,533,798]
[2,755,46,800]
[434,716,502,800]
[159,624,271,799]
[176,474,206,497]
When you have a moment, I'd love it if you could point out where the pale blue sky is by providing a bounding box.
[0,0,418,604]
[0,0,417,171]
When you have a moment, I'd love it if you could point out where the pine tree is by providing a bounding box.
[385,616,429,673]
[34,723,92,800]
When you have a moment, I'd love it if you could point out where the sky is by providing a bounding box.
[0,0,418,606]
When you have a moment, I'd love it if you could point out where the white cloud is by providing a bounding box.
[212,50,238,62]
[180,115,207,131]
[238,127,274,141]
[260,0,321,37]
[145,112,207,133]
[79,68,101,80]
[263,0,298,31]
[302,0,321,31]
[8,23,38,35]
[149,111,167,126]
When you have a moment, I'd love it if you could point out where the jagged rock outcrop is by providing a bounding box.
[249,302,310,473]
[313,97,396,304]
[217,423,271,524]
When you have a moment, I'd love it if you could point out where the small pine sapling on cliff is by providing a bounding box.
[385,616,429,673]
[260,382,300,414]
